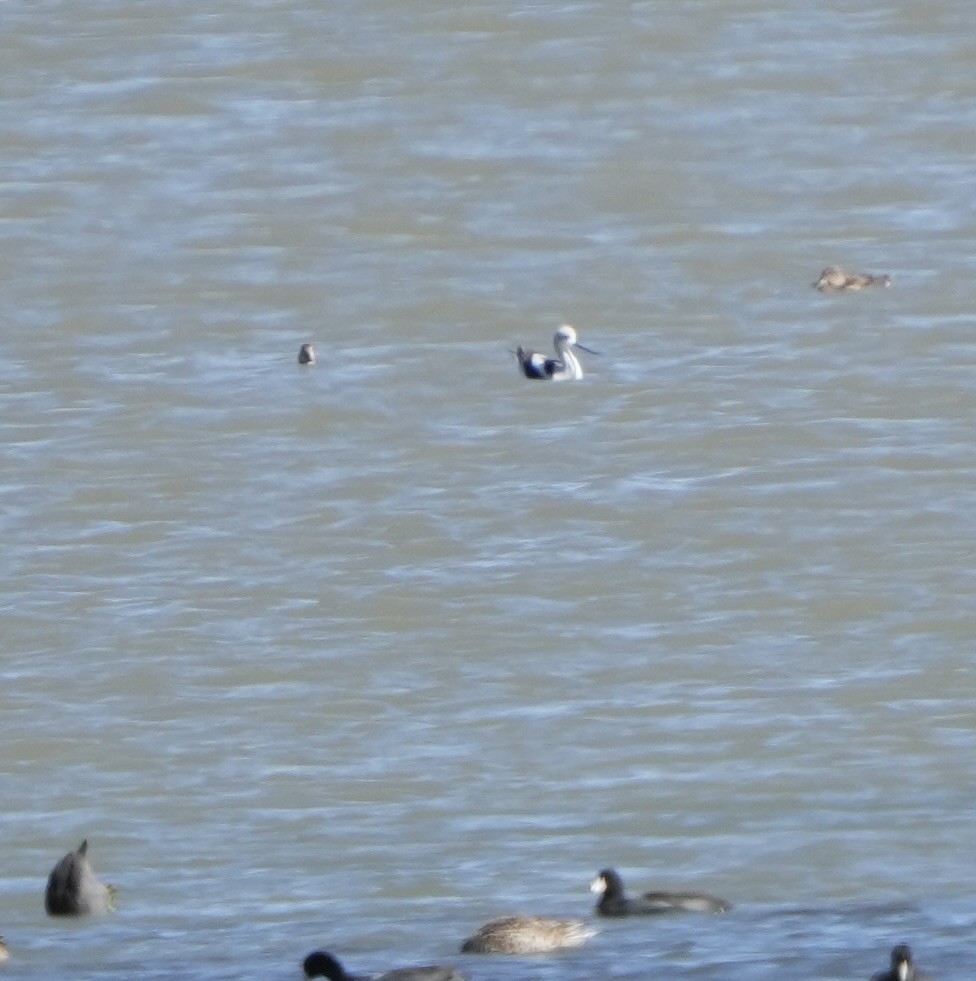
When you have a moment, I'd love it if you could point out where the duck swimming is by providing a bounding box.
[515,324,597,381]
[44,839,116,917]
[871,944,930,981]
[590,867,731,916]
[813,266,892,291]
[460,916,596,954]
[298,342,316,365]
[302,950,465,981]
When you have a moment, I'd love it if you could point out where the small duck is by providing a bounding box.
[515,324,598,381]
[302,950,465,981]
[590,867,731,916]
[298,343,316,365]
[460,915,596,954]
[813,266,892,291]
[871,944,931,981]
[44,839,117,917]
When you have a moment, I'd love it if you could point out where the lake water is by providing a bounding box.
[1,2,975,979]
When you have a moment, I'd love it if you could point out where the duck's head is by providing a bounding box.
[813,266,847,290]
[303,951,345,981]
[890,945,913,981]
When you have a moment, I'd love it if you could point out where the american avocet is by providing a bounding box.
[298,342,316,364]
[515,324,597,381]
[813,266,891,291]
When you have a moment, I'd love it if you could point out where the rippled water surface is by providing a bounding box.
[2,2,976,979]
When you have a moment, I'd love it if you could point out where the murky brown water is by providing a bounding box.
[2,3,975,979]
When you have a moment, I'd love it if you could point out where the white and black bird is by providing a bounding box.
[515,324,597,381]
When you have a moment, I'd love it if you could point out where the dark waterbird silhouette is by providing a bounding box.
[44,839,116,916]
[871,944,931,981]
[302,950,465,981]
[590,867,731,916]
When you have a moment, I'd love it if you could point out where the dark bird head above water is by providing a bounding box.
[872,944,928,981]
[304,951,360,981]
[298,342,316,365]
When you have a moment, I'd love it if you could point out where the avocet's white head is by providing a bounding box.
[554,324,579,349]
[553,324,598,380]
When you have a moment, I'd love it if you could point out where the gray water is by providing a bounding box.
[1,2,975,979]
